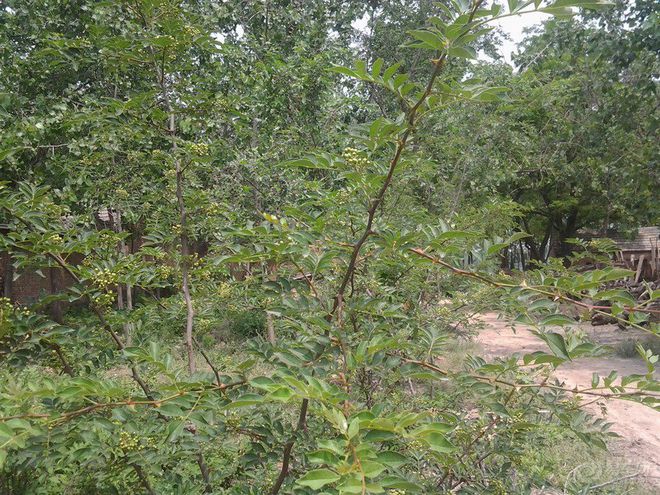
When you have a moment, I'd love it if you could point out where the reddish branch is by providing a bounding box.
[404,358,659,399]
[409,248,660,326]
[0,380,246,423]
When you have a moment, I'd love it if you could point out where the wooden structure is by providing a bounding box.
[609,227,660,282]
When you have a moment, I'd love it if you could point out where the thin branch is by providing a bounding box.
[268,398,309,495]
[0,380,246,423]
[404,359,660,400]
[587,472,641,491]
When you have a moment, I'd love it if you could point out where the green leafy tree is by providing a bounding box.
[1,2,658,495]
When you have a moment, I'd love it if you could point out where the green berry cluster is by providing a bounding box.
[46,233,63,244]
[183,25,201,37]
[206,201,221,215]
[217,282,231,298]
[91,268,118,290]
[92,292,115,308]
[157,265,173,279]
[118,430,142,452]
[342,147,370,169]
[190,143,210,156]
[0,298,32,318]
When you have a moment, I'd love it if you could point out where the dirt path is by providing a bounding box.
[475,313,660,485]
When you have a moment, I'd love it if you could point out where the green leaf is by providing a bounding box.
[224,394,264,409]
[540,332,570,360]
[381,476,423,491]
[448,45,476,59]
[539,6,576,16]
[372,58,384,78]
[377,451,409,468]
[166,421,185,442]
[361,461,387,478]
[540,314,575,327]
[0,423,13,438]
[268,387,294,401]
[418,431,456,453]
[330,66,360,79]
[551,0,614,9]
[347,417,360,439]
[528,299,558,312]
[409,30,444,50]
[250,376,277,390]
[157,403,184,417]
[487,242,509,255]
[297,469,341,489]
[307,449,340,465]
[338,476,364,494]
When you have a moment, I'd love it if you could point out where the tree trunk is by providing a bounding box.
[2,253,13,300]
[174,121,196,375]
[49,267,64,324]
[266,312,276,344]
[113,210,134,345]
[153,60,196,374]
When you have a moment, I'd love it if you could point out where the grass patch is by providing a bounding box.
[517,428,650,494]
[614,336,660,358]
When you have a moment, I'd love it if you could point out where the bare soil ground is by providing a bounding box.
[475,313,660,488]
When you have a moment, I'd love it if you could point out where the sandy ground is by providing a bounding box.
[475,313,660,487]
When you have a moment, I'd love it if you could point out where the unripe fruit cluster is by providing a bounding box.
[342,147,370,169]
[92,292,115,308]
[183,25,201,37]
[1,298,32,319]
[217,282,231,298]
[118,431,141,452]
[206,202,221,215]
[190,143,210,157]
[46,233,63,244]
[157,266,173,279]
[91,268,118,290]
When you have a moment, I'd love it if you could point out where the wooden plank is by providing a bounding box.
[634,254,646,283]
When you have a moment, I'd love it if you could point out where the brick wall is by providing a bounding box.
[1,252,82,305]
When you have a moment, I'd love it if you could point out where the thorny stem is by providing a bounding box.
[193,336,222,387]
[268,2,488,493]
[50,342,75,377]
[440,387,516,488]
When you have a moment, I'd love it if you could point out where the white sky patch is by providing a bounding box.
[491,11,551,64]
[214,10,549,66]
[353,9,549,66]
